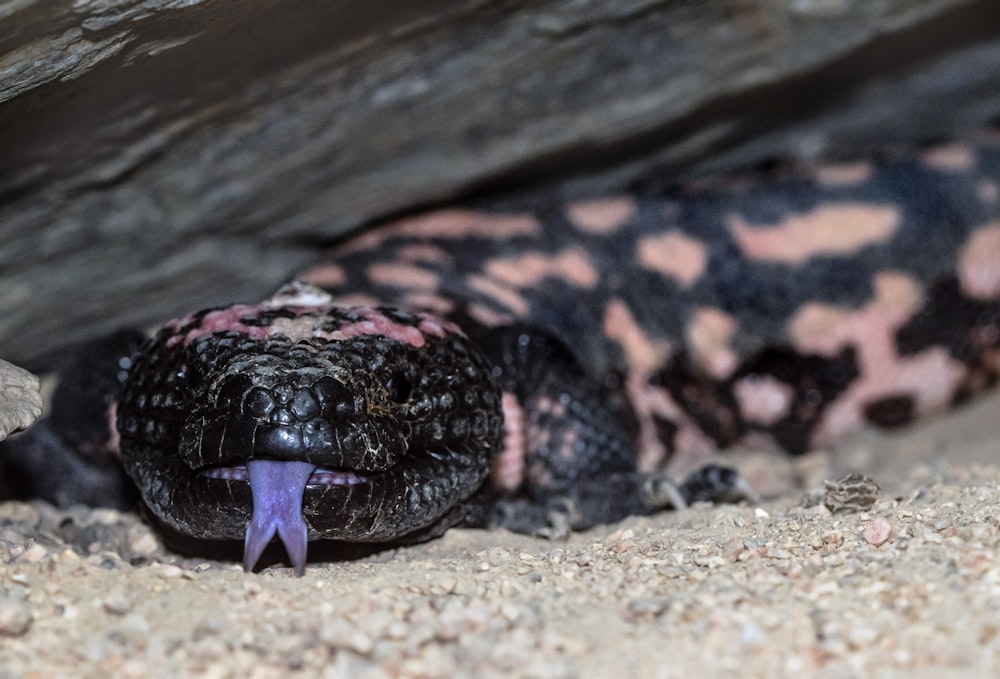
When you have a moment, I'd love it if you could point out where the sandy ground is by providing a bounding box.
[2,388,1000,679]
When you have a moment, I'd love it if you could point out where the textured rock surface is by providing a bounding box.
[0,360,41,442]
[3,0,1000,368]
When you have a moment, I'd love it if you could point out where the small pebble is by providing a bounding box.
[863,517,893,547]
[102,590,133,615]
[624,597,667,619]
[0,595,32,636]
[154,563,188,579]
[23,542,48,563]
[824,473,880,513]
[0,503,40,524]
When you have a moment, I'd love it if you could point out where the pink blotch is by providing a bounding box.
[623,372,716,475]
[803,273,964,442]
[813,161,874,188]
[492,391,527,492]
[603,298,672,375]
[483,247,599,289]
[636,230,708,288]
[732,375,794,426]
[685,307,739,380]
[299,263,347,287]
[565,196,637,235]
[335,209,542,254]
[728,203,900,265]
[816,347,964,443]
[335,308,427,348]
[466,275,531,317]
[958,223,1000,300]
[165,304,272,348]
[921,142,977,172]
[417,313,464,339]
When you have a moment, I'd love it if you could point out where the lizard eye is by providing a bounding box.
[385,372,412,403]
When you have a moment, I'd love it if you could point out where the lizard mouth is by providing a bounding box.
[116,294,503,575]
[193,442,484,573]
[200,460,372,574]
[200,463,370,485]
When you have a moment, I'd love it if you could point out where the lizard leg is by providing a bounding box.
[472,326,752,537]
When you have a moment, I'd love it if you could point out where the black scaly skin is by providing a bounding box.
[469,325,677,534]
[116,304,503,544]
[311,134,1000,462]
[2,134,999,571]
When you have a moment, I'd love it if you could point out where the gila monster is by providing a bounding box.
[3,132,1000,574]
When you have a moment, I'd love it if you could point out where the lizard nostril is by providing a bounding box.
[313,375,355,416]
[385,372,412,403]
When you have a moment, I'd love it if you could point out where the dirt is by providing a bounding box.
[2,389,1000,679]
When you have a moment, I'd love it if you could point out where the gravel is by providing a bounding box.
[2,390,1000,678]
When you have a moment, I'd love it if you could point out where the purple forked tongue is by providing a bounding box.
[244,460,315,575]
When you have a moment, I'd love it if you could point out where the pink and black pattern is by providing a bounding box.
[304,132,1000,483]
[116,294,502,573]
[4,133,1000,573]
